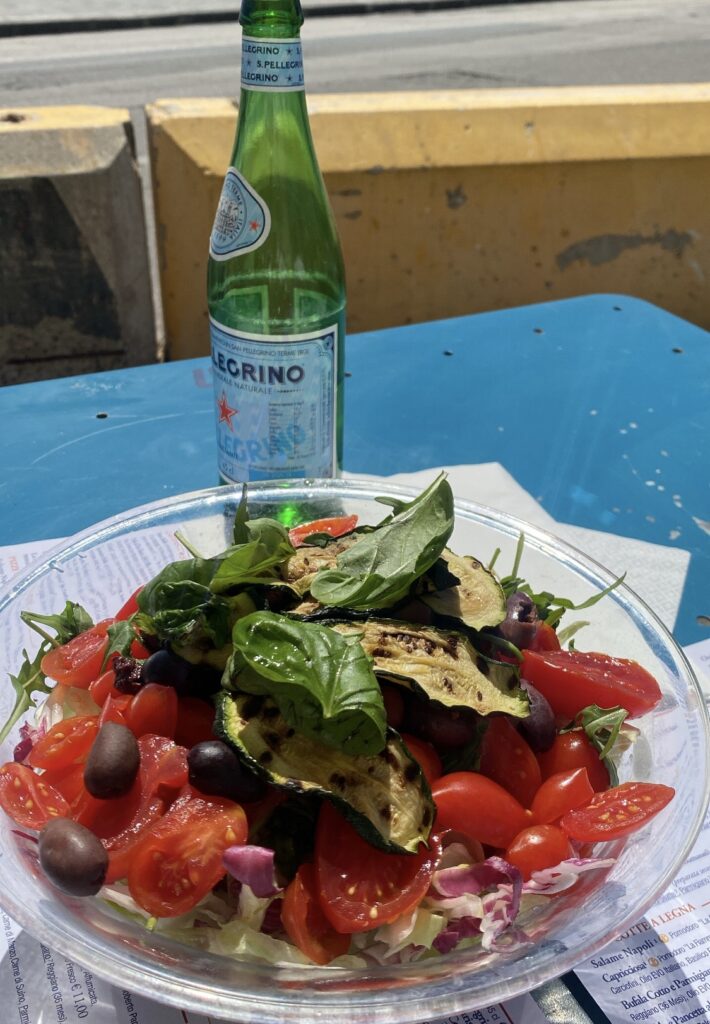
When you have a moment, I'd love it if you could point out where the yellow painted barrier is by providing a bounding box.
[146,86,710,362]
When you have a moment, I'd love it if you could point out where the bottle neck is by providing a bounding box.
[238,0,306,99]
[239,0,303,37]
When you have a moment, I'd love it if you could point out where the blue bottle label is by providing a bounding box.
[209,168,271,261]
[210,317,337,483]
[241,36,304,92]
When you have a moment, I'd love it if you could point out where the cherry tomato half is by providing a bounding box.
[99,694,132,729]
[560,781,675,842]
[40,620,112,689]
[126,683,178,739]
[315,802,439,934]
[27,715,99,772]
[102,735,189,883]
[537,731,610,793]
[282,862,351,965]
[530,768,594,824]
[288,515,358,547]
[89,669,122,708]
[478,716,541,808]
[115,587,143,621]
[431,771,531,849]
[127,787,246,917]
[528,621,562,652]
[521,650,662,720]
[174,697,216,749]
[0,762,71,830]
[505,824,574,880]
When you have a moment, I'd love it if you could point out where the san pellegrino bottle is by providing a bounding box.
[207,0,345,489]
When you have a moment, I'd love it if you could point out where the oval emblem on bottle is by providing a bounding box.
[209,168,271,260]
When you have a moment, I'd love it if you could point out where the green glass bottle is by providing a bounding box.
[207,0,345,488]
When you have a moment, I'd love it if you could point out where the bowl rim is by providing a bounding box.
[0,477,708,1022]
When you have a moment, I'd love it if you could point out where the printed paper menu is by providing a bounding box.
[574,655,710,1024]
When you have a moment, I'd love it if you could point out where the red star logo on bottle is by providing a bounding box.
[216,391,238,431]
[249,220,260,232]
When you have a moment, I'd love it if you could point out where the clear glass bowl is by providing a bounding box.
[0,479,707,1023]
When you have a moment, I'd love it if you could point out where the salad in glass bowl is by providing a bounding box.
[0,476,704,1022]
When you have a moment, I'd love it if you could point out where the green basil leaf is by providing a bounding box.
[310,473,454,610]
[138,558,219,616]
[227,611,386,756]
[146,581,232,648]
[232,484,250,544]
[210,531,294,595]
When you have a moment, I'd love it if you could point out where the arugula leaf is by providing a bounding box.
[101,618,139,670]
[496,531,626,634]
[499,533,625,631]
[572,704,628,760]
[562,703,629,787]
[556,620,591,647]
[21,602,94,648]
[1,601,95,744]
[1,648,53,744]
[227,611,386,756]
[310,473,454,610]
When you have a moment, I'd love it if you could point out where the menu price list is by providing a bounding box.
[1,911,216,1024]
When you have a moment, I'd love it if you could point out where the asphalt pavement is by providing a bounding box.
[0,0,556,36]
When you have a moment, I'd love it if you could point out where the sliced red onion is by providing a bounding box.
[222,845,282,898]
[13,721,44,763]
[431,855,522,899]
[433,915,481,954]
[522,856,615,895]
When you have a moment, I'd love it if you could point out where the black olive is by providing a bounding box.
[39,819,108,897]
[188,740,267,803]
[141,649,192,694]
[84,722,140,798]
[518,680,557,752]
[404,697,479,748]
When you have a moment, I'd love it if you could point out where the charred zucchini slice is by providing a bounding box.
[214,691,433,854]
[422,549,506,630]
[330,619,529,719]
[280,535,360,596]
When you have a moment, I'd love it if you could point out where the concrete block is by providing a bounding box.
[0,106,156,385]
[147,86,710,361]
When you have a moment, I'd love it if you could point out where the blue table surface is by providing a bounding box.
[1,293,708,645]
